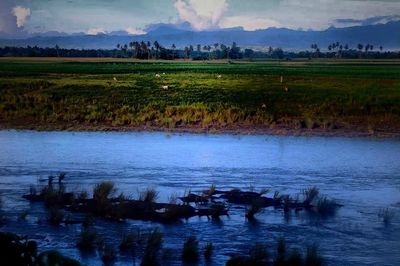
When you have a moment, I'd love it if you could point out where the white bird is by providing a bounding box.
[162,85,169,90]
[155,74,161,78]
[217,75,222,79]
[113,77,117,81]
[162,73,166,75]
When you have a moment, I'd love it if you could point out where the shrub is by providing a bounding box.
[182,236,199,262]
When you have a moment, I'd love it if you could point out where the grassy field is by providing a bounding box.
[0,58,399,136]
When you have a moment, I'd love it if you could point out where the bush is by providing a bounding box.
[182,236,199,262]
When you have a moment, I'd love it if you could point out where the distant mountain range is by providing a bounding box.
[1,21,399,50]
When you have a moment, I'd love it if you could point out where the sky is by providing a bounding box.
[1,0,400,35]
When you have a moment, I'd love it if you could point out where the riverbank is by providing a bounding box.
[1,122,400,138]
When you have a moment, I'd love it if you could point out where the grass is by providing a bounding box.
[1,58,399,135]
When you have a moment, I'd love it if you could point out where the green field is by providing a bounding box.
[1,58,400,136]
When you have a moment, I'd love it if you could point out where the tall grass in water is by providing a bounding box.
[141,229,163,266]
[204,242,213,261]
[316,197,339,216]
[93,181,115,215]
[76,226,98,251]
[182,236,199,262]
[378,208,396,225]
[139,187,159,203]
[303,187,319,205]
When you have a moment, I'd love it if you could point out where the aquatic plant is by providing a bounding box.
[141,229,163,266]
[204,242,213,260]
[182,236,199,262]
[378,208,396,225]
[305,245,323,266]
[76,227,98,251]
[203,184,217,196]
[1,232,80,266]
[48,207,64,226]
[249,243,269,263]
[119,232,137,251]
[99,244,117,264]
[286,249,303,266]
[93,181,115,201]
[316,197,339,216]
[246,199,263,220]
[37,250,81,266]
[139,187,159,203]
[303,187,320,205]
[274,238,287,266]
[58,172,67,184]
[17,210,29,222]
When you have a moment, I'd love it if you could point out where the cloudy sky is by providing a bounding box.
[1,0,400,35]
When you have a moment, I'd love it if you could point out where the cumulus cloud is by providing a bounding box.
[220,16,281,31]
[13,6,31,28]
[126,27,146,35]
[174,0,228,30]
[87,27,106,35]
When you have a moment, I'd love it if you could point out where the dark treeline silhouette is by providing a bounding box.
[1,41,399,59]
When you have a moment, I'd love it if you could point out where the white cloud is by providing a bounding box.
[12,6,31,28]
[126,26,146,35]
[174,0,228,30]
[219,16,281,31]
[87,27,106,35]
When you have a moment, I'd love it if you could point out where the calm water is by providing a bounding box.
[0,130,399,265]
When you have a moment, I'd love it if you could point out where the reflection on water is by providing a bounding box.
[0,130,399,265]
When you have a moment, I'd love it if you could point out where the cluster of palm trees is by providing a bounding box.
[116,41,243,60]
[117,41,166,60]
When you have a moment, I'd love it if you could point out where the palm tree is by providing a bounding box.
[171,44,176,60]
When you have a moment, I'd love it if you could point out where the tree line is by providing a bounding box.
[0,41,399,59]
